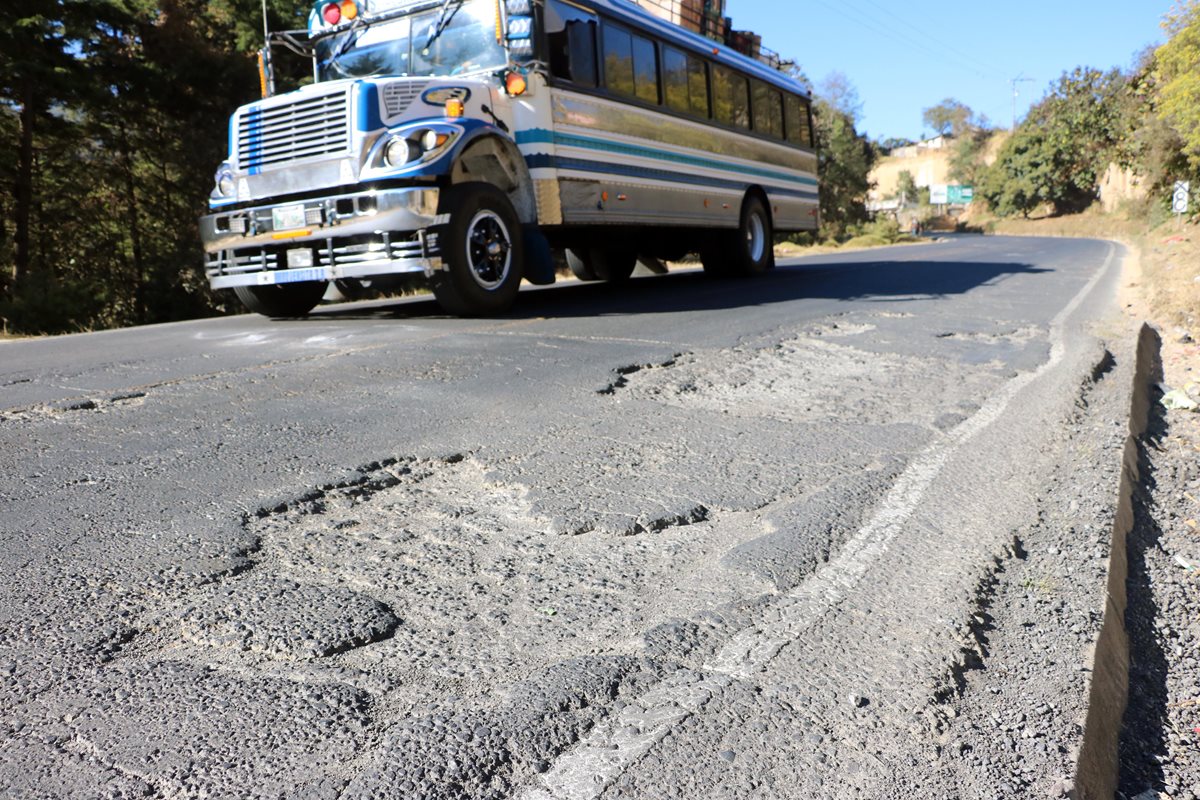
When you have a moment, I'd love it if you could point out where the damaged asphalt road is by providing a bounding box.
[0,236,1129,798]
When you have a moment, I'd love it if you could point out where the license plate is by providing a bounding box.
[286,248,314,268]
[261,267,327,285]
[272,204,306,231]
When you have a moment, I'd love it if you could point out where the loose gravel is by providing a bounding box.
[1119,387,1200,799]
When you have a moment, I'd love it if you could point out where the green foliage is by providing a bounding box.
[948,130,990,186]
[877,137,914,154]
[922,98,976,138]
[813,89,875,240]
[982,67,1131,216]
[895,170,918,207]
[0,0,311,333]
[1156,2,1200,169]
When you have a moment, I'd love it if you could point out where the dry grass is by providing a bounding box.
[774,236,927,258]
[1137,229,1199,333]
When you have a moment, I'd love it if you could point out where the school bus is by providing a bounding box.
[199,0,818,317]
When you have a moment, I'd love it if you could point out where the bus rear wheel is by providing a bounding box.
[566,247,637,283]
[701,194,775,277]
[431,183,524,316]
[234,281,327,318]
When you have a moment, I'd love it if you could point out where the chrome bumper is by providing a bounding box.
[200,187,445,290]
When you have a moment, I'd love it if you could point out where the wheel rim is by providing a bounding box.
[746,210,767,263]
[465,210,512,290]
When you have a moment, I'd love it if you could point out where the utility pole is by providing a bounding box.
[1010,74,1034,131]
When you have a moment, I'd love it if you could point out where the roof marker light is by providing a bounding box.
[322,2,341,24]
[340,0,358,21]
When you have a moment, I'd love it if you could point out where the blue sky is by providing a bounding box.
[729,0,1173,141]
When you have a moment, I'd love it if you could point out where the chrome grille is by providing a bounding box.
[237,89,350,171]
[382,80,430,117]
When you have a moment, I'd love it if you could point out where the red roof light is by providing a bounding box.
[322,2,341,24]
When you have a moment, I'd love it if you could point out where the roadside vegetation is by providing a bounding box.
[960,1,1200,346]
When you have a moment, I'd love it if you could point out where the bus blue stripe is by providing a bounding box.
[524,153,818,201]
[516,129,817,189]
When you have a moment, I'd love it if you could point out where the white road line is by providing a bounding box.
[516,244,1118,800]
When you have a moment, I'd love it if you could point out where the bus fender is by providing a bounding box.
[449,129,538,226]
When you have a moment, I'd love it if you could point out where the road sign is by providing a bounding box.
[930,185,949,205]
[948,185,975,204]
[1173,181,1190,215]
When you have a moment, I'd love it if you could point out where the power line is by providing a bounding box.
[850,0,1007,78]
[806,0,1004,81]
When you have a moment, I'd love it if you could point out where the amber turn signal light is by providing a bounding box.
[505,71,528,96]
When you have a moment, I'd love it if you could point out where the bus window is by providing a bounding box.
[632,34,658,104]
[603,25,635,97]
[663,47,689,114]
[752,81,783,139]
[712,64,749,129]
[546,0,598,87]
[687,54,709,117]
[785,95,813,147]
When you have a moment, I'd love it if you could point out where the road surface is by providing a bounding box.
[0,235,1129,798]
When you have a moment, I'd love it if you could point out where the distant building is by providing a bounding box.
[890,135,951,159]
[638,0,728,41]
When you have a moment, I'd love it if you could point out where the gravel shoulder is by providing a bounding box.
[1117,229,1200,799]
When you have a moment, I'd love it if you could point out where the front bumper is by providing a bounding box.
[200,187,445,290]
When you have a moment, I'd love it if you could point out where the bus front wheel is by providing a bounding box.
[233,281,327,318]
[431,183,524,316]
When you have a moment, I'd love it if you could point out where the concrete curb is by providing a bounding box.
[1073,322,1163,800]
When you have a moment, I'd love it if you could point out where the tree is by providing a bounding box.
[877,137,914,154]
[813,98,875,239]
[0,0,313,332]
[896,170,918,207]
[1156,1,1200,169]
[922,98,975,138]
[981,67,1130,216]
[948,130,991,186]
[819,71,863,124]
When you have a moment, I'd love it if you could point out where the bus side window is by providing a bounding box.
[752,81,783,139]
[785,95,813,147]
[603,25,635,97]
[546,0,598,87]
[663,47,688,114]
[631,33,658,105]
[713,64,749,129]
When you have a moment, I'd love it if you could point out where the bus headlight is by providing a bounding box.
[384,137,421,167]
[214,163,235,197]
[379,125,459,170]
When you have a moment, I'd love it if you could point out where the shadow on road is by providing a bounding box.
[309,257,1052,322]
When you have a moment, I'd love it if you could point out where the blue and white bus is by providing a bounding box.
[199,0,818,317]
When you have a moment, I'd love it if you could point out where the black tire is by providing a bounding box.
[565,247,637,283]
[565,248,599,281]
[233,281,327,318]
[702,194,775,277]
[430,183,524,316]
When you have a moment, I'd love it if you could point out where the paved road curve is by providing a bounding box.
[1,236,1122,798]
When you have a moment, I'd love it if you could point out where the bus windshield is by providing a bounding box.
[316,0,507,82]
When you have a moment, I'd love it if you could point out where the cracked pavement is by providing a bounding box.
[0,236,1131,798]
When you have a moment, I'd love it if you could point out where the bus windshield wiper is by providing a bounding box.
[327,15,369,70]
[423,0,464,53]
